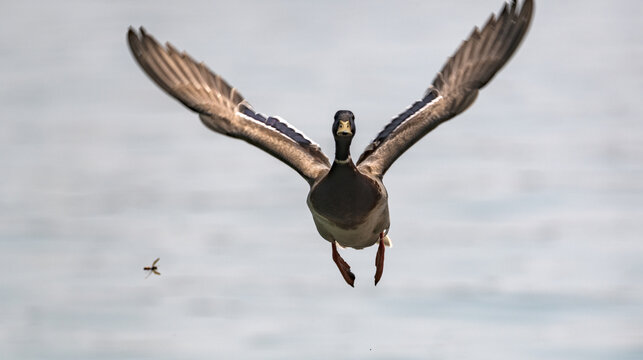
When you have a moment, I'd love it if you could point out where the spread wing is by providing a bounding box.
[127,27,330,185]
[357,0,534,178]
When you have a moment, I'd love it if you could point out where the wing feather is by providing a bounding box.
[127,28,330,184]
[357,0,533,178]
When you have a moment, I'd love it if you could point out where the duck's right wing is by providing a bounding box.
[357,0,533,178]
[127,27,330,185]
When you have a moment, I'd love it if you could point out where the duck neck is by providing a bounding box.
[334,136,353,164]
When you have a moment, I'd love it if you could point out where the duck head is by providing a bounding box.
[332,110,355,162]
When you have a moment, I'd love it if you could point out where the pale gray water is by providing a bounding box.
[1,0,642,359]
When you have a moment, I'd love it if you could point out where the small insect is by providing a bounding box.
[143,258,161,278]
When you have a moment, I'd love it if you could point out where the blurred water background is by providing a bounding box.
[1,0,642,359]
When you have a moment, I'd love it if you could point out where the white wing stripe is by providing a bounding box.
[236,107,318,147]
[372,92,443,145]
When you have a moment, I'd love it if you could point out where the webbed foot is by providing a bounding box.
[332,241,355,287]
[374,232,386,286]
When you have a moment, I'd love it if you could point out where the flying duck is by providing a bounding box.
[127,0,534,287]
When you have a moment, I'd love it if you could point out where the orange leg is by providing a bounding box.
[374,232,385,286]
[332,241,355,287]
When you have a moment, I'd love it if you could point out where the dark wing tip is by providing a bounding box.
[126,26,139,47]
[126,26,149,57]
[433,0,534,93]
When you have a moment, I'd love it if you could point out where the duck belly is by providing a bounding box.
[307,199,390,250]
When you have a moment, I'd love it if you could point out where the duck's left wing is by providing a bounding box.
[127,27,330,185]
[357,0,533,178]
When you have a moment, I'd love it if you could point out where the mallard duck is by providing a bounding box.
[127,0,533,287]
